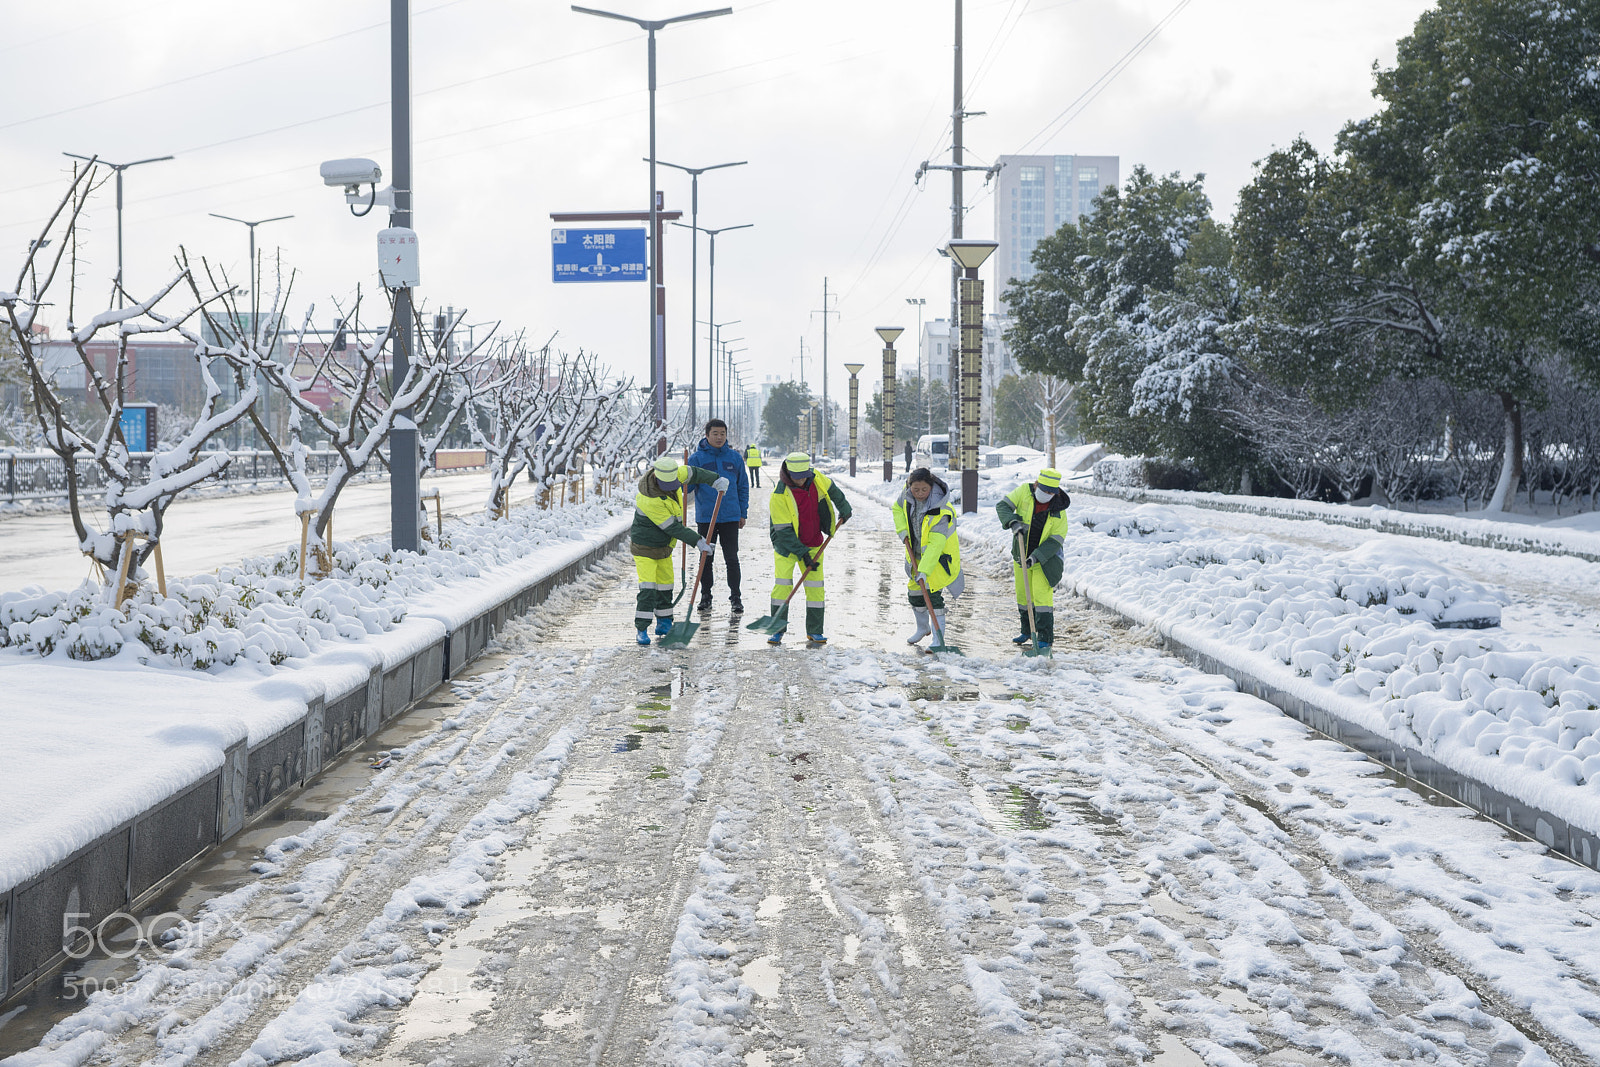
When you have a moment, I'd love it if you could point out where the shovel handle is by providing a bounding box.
[684,489,725,622]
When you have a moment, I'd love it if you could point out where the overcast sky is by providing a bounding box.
[1,0,1434,415]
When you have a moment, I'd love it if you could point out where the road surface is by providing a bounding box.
[3,489,1598,1066]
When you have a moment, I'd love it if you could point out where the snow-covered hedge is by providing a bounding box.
[1091,455,1201,492]
[0,496,630,671]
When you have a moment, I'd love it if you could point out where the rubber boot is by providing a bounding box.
[636,629,651,646]
[932,610,951,648]
[655,616,673,636]
[1012,608,1032,645]
[907,607,933,645]
[1036,611,1054,650]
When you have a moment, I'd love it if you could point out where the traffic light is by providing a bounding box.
[332,318,347,351]
[665,382,675,400]
[432,312,447,347]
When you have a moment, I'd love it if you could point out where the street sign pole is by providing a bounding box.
[390,0,419,553]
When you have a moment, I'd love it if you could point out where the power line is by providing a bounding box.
[0,0,476,134]
[1016,0,1196,156]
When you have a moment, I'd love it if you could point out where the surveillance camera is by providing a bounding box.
[320,158,382,189]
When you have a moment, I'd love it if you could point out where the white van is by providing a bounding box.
[913,434,950,470]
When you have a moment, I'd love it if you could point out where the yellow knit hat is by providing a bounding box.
[1036,468,1062,489]
[785,452,813,473]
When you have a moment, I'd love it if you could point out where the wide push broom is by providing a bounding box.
[1016,531,1050,657]
[659,490,723,648]
[747,517,848,635]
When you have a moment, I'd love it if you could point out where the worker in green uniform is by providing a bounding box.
[745,443,764,487]
[995,468,1070,650]
[767,452,852,645]
[891,468,964,646]
[631,454,726,645]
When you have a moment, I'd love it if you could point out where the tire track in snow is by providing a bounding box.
[818,641,1570,1065]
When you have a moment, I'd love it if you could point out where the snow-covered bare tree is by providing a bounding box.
[1,168,258,592]
[522,353,626,506]
[206,270,462,562]
[587,386,657,495]
[462,333,562,517]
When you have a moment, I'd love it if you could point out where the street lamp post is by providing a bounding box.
[673,221,751,419]
[572,4,733,430]
[208,213,294,331]
[63,152,175,307]
[946,239,997,513]
[844,363,864,477]
[797,409,809,456]
[875,327,903,482]
[810,402,821,456]
[905,297,927,435]
[655,158,746,424]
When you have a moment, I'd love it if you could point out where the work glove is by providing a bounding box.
[1025,548,1048,567]
[903,557,915,578]
[799,550,817,571]
[1007,520,1024,534]
[695,538,713,554]
[712,476,730,493]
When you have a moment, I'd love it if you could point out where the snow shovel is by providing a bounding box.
[660,490,723,648]
[1016,532,1050,657]
[747,517,848,635]
[903,538,961,655]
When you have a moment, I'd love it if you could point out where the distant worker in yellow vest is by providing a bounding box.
[631,455,724,646]
[745,443,763,487]
[767,452,852,645]
[995,468,1070,650]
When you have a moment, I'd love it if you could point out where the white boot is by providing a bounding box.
[906,607,933,644]
[932,610,950,647]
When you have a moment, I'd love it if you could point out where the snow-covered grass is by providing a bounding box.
[839,465,1600,840]
[0,496,629,671]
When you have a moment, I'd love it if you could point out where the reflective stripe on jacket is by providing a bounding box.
[745,445,762,468]
[631,464,717,558]
[769,470,852,558]
[995,481,1069,565]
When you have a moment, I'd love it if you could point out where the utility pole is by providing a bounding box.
[913,0,1001,472]
[812,279,838,457]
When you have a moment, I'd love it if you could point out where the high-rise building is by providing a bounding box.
[993,154,1119,295]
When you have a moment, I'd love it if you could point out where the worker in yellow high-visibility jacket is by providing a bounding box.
[631,454,724,645]
[744,443,763,487]
[767,452,851,645]
[891,468,964,646]
[994,468,1070,650]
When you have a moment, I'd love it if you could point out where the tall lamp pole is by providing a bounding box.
[947,239,996,513]
[573,5,732,432]
[905,297,926,434]
[208,213,294,330]
[655,158,746,424]
[844,363,864,477]
[63,152,175,307]
[875,327,903,482]
[673,221,751,419]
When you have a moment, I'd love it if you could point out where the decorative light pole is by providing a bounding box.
[844,362,864,477]
[809,401,822,456]
[875,327,903,481]
[946,239,997,513]
[797,409,809,455]
[905,297,926,435]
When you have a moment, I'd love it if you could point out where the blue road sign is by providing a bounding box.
[551,228,647,283]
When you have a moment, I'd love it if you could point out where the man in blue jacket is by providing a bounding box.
[689,418,752,613]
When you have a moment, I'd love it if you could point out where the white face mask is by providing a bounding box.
[1034,486,1054,502]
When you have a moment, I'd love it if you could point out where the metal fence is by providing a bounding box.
[0,450,485,505]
